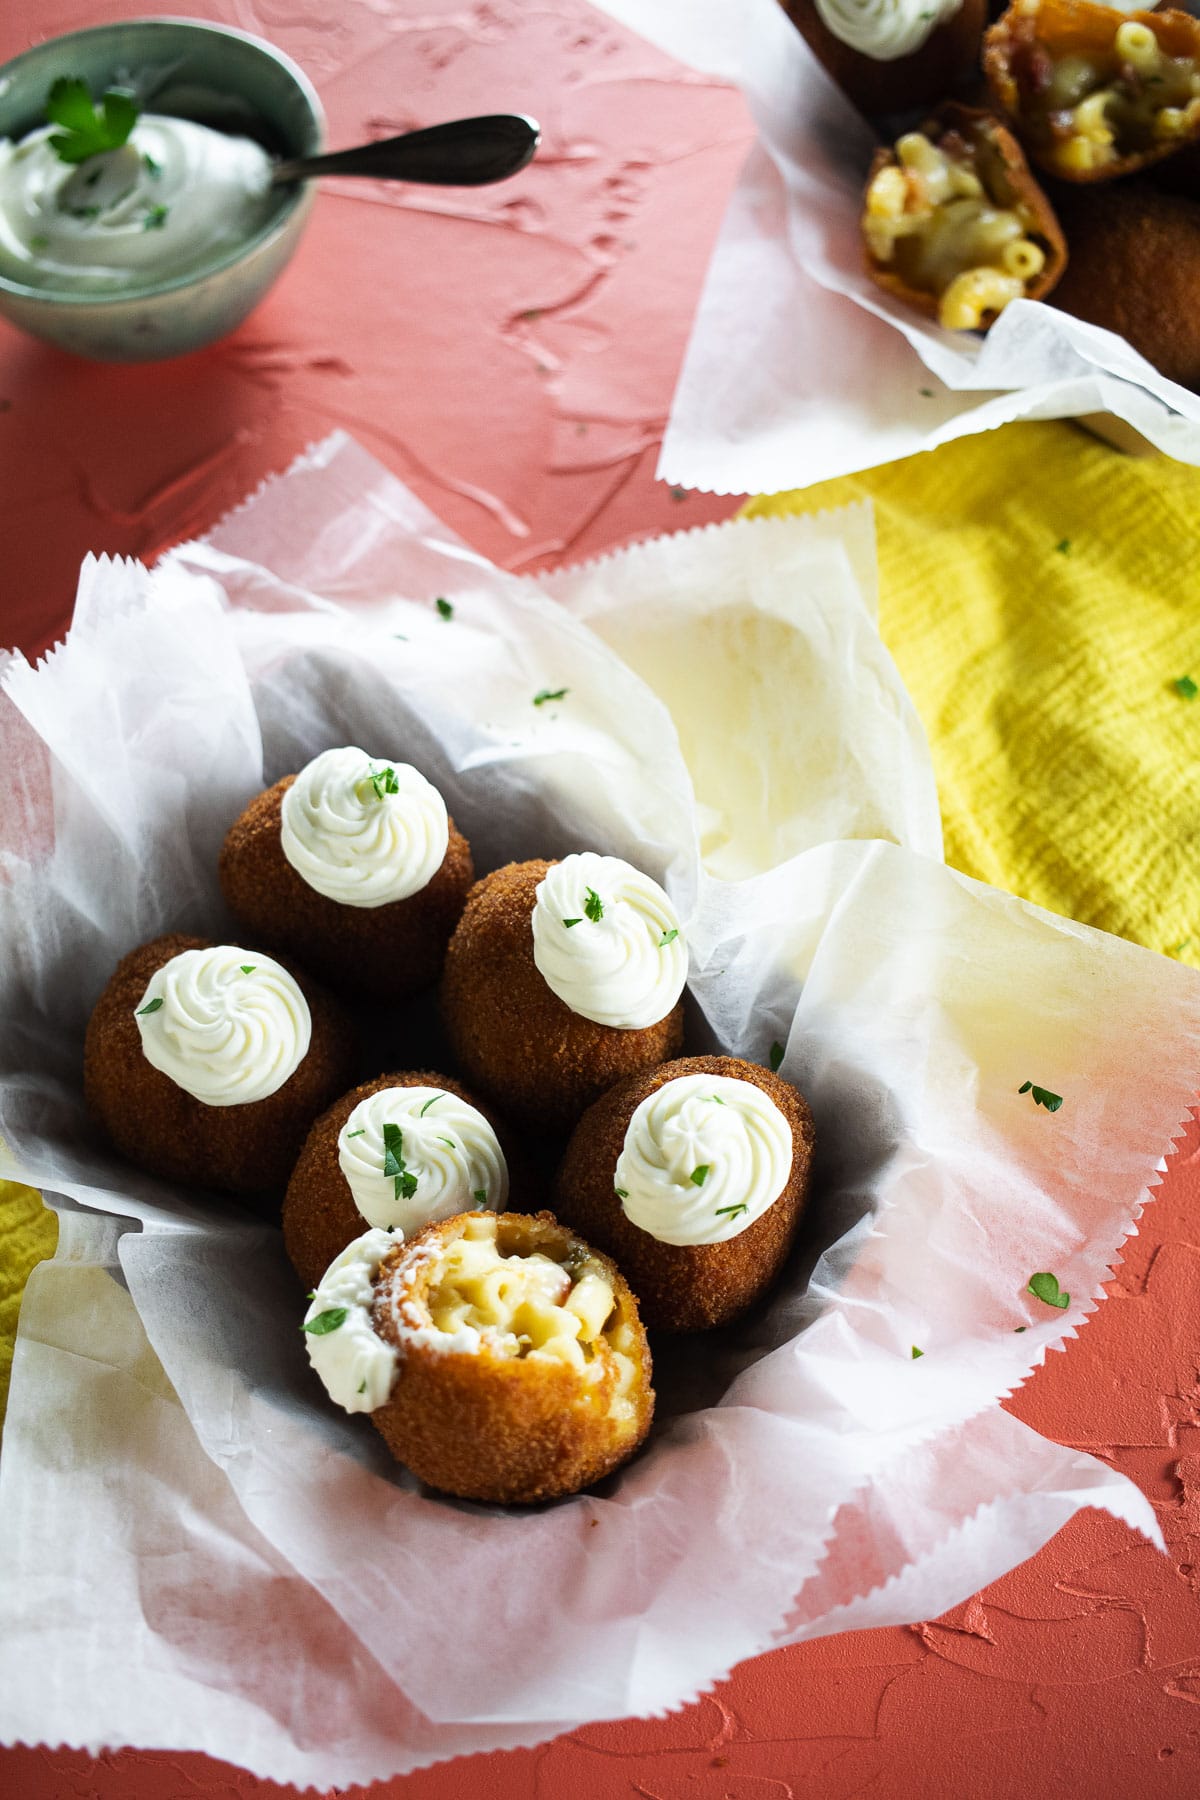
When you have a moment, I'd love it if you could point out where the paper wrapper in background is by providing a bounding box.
[591,0,1200,494]
[1,435,1198,1788]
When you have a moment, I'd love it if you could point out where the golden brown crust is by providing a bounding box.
[864,105,1067,323]
[984,0,1200,181]
[553,1055,816,1333]
[370,1210,654,1503]
[440,860,685,1137]
[218,775,474,1001]
[780,0,987,117]
[1048,177,1200,387]
[282,1069,535,1292]
[83,933,357,1196]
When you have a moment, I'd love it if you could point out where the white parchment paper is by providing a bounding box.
[1,434,1197,1788]
[590,0,1200,494]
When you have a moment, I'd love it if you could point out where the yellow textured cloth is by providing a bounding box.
[0,1180,57,1429]
[746,420,1200,958]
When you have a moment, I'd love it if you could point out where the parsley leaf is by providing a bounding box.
[397,1170,418,1200]
[1055,539,1071,556]
[659,928,679,946]
[419,1093,444,1116]
[303,1307,348,1335]
[382,1122,404,1177]
[690,1164,710,1187]
[143,151,161,178]
[357,1379,367,1394]
[345,1128,365,1138]
[1018,1081,1063,1112]
[768,1041,784,1072]
[562,917,582,928]
[615,1186,629,1199]
[368,764,400,800]
[473,1188,487,1204]
[46,77,139,165]
[239,964,256,975]
[584,887,604,923]
[435,596,453,620]
[1027,1271,1069,1310]
[533,687,568,706]
[714,1203,747,1220]
[1174,675,1198,700]
[136,997,163,1015]
[143,203,169,231]
[911,1345,924,1358]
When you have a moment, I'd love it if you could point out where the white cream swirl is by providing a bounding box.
[531,852,687,1030]
[813,0,963,60]
[280,747,450,908]
[303,1229,398,1413]
[337,1085,509,1235]
[614,1074,793,1246]
[134,946,311,1107]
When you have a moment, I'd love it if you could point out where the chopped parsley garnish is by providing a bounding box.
[919,387,935,398]
[303,1308,348,1335]
[1014,1325,1027,1333]
[659,928,679,947]
[473,1188,487,1204]
[143,204,169,231]
[768,1041,784,1072]
[435,596,454,620]
[368,764,400,799]
[1174,675,1198,700]
[714,1203,747,1220]
[709,1095,725,1105]
[669,486,687,501]
[533,687,568,706]
[584,887,604,923]
[345,1128,365,1138]
[562,917,582,929]
[46,77,139,165]
[69,205,100,220]
[382,1122,418,1201]
[143,151,161,177]
[911,1345,924,1358]
[357,1379,367,1394]
[419,1093,444,1116]
[239,964,256,975]
[1027,1271,1069,1310]
[136,997,163,1015]
[690,1165,710,1187]
[615,1186,629,1199]
[437,1137,456,1150]
[1055,539,1071,556]
[1018,1080,1063,1112]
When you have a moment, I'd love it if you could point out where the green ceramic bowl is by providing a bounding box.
[0,17,323,362]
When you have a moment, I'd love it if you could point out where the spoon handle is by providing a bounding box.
[272,113,540,188]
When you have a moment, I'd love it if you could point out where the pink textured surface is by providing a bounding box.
[2,3,1199,1797]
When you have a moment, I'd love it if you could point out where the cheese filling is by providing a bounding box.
[865,129,1047,330]
[388,1215,640,1420]
[1016,17,1200,174]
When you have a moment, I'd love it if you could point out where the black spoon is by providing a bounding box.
[271,112,540,188]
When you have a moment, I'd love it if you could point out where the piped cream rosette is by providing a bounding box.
[280,746,450,908]
[531,851,687,1029]
[336,1085,509,1236]
[815,0,964,59]
[614,1074,794,1246]
[303,1229,399,1413]
[134,945,311,1106]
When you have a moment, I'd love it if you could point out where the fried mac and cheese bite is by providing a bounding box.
[84,934,355,1194]
[779,0,987,120]
[863,106,1067,331]
[985,0,1200,180]
[441,853,687,1135]
[554,1056,816,1333]
[283,1070,516,1291]
[219,747,474,1000]
[302,1212,654,1503]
